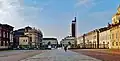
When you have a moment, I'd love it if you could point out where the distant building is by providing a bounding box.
[42,38,58,48]
[60,36,75,48]
[84,29,99,48]
[76,5,120,49]
[0,24,14,49]
[77,35,85,48]
[13,26,43,49]
[109,23,120,49]
[71,17,77,47]
[13,26,32,48]
[19,35,30,49]
[24,27,43,49]
[71,17,76,37]
[98,27,110,49]
[77,28,110,49]
[108,5,120,49]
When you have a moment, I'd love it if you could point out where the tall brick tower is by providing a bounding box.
[71,17,77,47]
[71,17,76,37]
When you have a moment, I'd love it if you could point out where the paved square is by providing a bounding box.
[21,49,101,61]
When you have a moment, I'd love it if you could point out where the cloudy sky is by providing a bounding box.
[0,0,119,41]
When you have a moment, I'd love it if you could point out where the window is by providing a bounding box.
[112,34,114,39]
[23,40,25,42]
[103,42,105,44]
[116,42,118,46]
[26,40,27,42]
[110,35,111,39]
[1,41,3,46]
[116,33,118,39]
[94,36,96,39]
[0,40,1,46]
[5,41,7,46]
[3,32,5,38]
[0,30,1,37]
[3,41,5,46]
[6,32,8,38]
[112,42,114,46]
[7,41,8,46]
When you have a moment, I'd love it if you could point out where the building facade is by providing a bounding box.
[112,5,120,24]
[71,17,76,37]
[13,26,32,48]
[109,24,120,49]
[60,36,75,48]
[109,5,120,49]
[98,27,111,49]
[76,5,120,49]
[24,27,43,49]
[77,35,84,48]
[0,24,14,49]
[42,38,58,48]
[85,29,99,48]
[19,35,30,49]
[14,26,43,49]
[71,17,77,47]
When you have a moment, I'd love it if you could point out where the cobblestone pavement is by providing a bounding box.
[21,49,101,61]
[71,49,120,61]
[0,50,32,57]
[0,50,45,61]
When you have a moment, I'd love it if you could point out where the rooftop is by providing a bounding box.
[43,38,57,40]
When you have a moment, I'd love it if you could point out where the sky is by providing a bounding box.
[0,0,119,42]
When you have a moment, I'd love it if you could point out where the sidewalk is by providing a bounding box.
[21,49,101,61]
[78,49,120,55]
[71,49,120,61]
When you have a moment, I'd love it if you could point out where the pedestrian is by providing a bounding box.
[64,46,67,52]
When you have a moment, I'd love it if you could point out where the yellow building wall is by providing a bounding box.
[110,26,120,49]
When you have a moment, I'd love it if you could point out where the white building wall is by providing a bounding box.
[61,39,74,45]
[77,37,83,44]
[99,30,110,48]
[42,40,58,45]
[19,37,29,45]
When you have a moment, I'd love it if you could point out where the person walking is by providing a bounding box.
[64,46,67,52]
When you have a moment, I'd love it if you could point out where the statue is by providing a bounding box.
[117,4,120,14]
